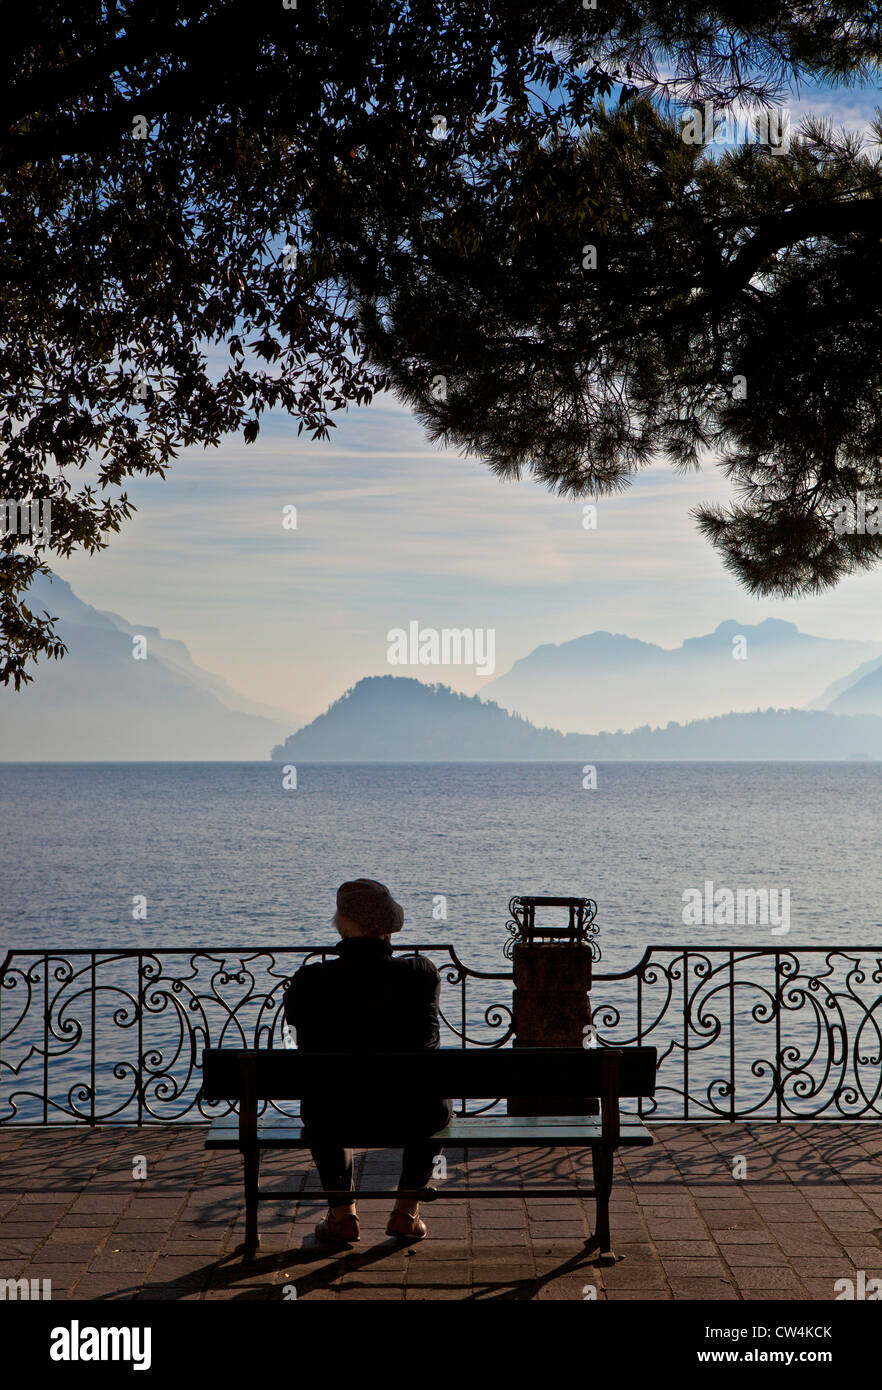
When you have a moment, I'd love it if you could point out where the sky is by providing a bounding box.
[46,77,882,728]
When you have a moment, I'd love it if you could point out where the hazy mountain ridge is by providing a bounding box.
[0,573,296,759]
[271,676,575,760]
[807,653,882,709]
[826,661,882,716]
[273,675,882,762]
[482,618,882,734]
[96,606,297,724]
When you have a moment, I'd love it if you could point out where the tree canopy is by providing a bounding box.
[3,2,881,684]
[353,97,882,598]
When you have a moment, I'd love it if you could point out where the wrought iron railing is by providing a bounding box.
[0,946,513,1124]
[592,946,882,1123]
[2,944,881,1125]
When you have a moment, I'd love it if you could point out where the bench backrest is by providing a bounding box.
[202,1046,657,1102]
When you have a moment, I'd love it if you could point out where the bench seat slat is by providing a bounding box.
[205,1115,654,1149]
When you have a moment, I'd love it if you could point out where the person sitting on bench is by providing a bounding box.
[283,878,452,1246]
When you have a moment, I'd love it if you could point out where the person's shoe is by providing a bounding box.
[386,1210,428,1243]
[315,1210,360,1245]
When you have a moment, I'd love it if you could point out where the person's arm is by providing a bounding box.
[404,957,442,1050]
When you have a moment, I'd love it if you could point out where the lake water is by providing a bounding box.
[2,761,881,969]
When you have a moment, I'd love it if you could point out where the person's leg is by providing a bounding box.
[392,1141,443,1219]
[309,1143,357,1221]
[385,1102,451,1238]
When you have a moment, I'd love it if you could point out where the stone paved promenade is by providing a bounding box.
[1,1123,881,1300]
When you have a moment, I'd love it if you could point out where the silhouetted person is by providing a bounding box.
[283,879,451,1244]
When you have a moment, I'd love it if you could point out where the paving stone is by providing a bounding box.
[739,1289,811,1300]
[535,1278,596,1300]
[111,1218,176,1233]
[143,1257,211,1286]
[470,1231,529,1246]
[665,1277,739,1298]
[338,1286,403,1299]
[406,1264,470,1287]
[788,1256,863,1278]
[821,1212,879,1229]
[704,1215,767,1231]
[730,1265,806,1292]
[470,1211,527,1229]
[660,1257,730,1278]
[136,1287,204,1301]
[0,1237,43,1256]
[35,1243,102,1262]
[6,1205,72,1225]
[125,1198,187,1215]
[719,1246,790,1266]
[766,1231,843,1256]
[527,1220,590,1238]
[106,1231,167,1251]
[25,1275,80,1299]
[715,1229,777,1245]
[49,1224,109,1243]
[653,1240,719,1257]
[472,1264,536,1282]
[606,1289,672,1299]
[602,1264,669,1285]
[799,1278,843,1299]
[88,1250,156,1272]
[68,1276,141,1299]
[69,1193,130,1212]
[641,1220,709,1238]
[840,1247,882,1267]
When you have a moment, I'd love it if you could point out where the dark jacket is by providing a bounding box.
[283,938,452,1138]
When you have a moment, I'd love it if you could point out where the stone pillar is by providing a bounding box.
[507,941,597,1116]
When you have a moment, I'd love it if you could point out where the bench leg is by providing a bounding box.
[243,1149,261,1258]
[590,1144,616,1264]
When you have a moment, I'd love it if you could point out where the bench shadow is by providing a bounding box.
[466,1241,606,1301]
[127,1233,419,1301]
[125,1228,610,1302]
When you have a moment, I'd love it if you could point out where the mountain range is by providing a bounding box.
[0,573,297,759]
[825,659,882,716]
[6,575,882,760]
[272,675,882,762]
[481,619,882,733]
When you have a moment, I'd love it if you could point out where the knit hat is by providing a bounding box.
[336,878,404,936]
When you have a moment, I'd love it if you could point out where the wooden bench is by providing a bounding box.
[202,1045,657,1262]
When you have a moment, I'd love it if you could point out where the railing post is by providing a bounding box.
[43,954,49,1125]
[90,953,97,1127]
[137,953,144,1128]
